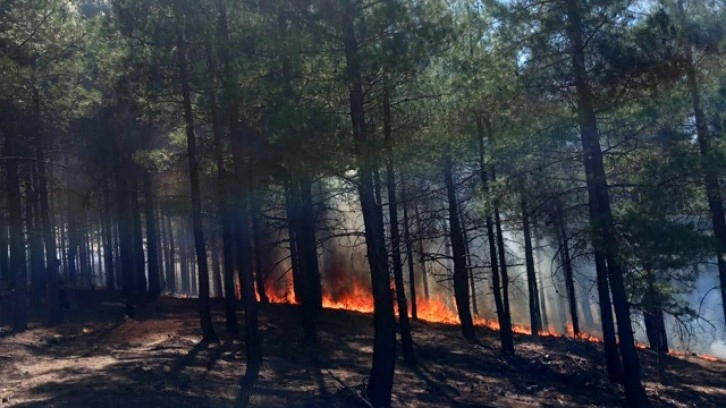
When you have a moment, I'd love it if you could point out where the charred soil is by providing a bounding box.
[1,291,725,407]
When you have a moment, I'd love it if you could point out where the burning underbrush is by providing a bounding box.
[260,271,723,362]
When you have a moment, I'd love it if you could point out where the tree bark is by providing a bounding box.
[6,130,27,331]
[116,170,135,317]
[175,20,218,343]
[384,88,416,364]
[102,180,115,291]
[554,204,579,336]
[299,177,322,343]
[250,185,269,304]
[129,172,147,296]
[564,0,649,404]
[478,119,514,355]
[521,198,541,336]
[400,171,417,321]
[144,172,161,299]
[443,155,476,342]
[343,5,396,405]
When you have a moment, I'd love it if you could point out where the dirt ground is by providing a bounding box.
[1,291,725,407]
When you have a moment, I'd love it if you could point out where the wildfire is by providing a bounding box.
[254,272,724,364]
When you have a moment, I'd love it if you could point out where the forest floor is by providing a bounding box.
[1,291,726,408]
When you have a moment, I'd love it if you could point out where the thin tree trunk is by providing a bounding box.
[400,171,417,321]
[211,232,223,298]
[478,119,514,355]
[144,172,161,299]
[175,20,217,343]
[6,131,27,331]
[116,170,135,317]
[521,198,541,336]
[343,6,396,404]
[129,173,147,296]
[250,185,269,304]
[555,204,579,336]
[26,161,45,308]
[216,0,260,371]
[414,194,429,300]
[565,0,648,403]
[443,155,476,342]
[166,215,176,295]
[299,177,322,343]
[384,88,416,364]
[102,181,115,291]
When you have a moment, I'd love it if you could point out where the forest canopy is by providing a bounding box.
[2,0,726,407]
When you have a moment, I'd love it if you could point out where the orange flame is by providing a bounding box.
[257,272,724,363]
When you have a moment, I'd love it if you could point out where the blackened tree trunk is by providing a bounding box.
[478,120,514,355]
[343,5,396,405]
[26,164,45,308]
[299,177,322,343]
[554,204,579,336]
[400,171,417,321]
[564,0,649,404]
[205,40,239,331]
[0,204,9,286]
[461,214,478,316]
[414,193,429,300]
[211,233,223,298]
[216,0,260,371]
[175,20,217,343]
[180,221,190,294]
[116,171,135,317]
[383,88,416,364]
[67,202,79,285]
[285,179,304,303]
[493,205,511,322]
[443,155,476,342]
[102,181,115,291]
[6,131,27,331]
[250,185,269,304]
[521,198,541,336]
[595,249,623,382]
[166,215,176,294]
[643,269,669,383]
[129,173,147,296]
[143,172,161,299]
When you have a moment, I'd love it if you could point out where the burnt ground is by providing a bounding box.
[1,290,725,408]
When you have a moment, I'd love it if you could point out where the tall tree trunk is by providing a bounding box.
[461,216,478,317]
[79,211,91,287]
[595,249,623,382]
[26,162,45,308]
[250,185,269,304]
[129,173,147,296]
[211,233,223,299]
[175,21,217,343]
[299,177,322,343]
[179,221,189,294]
[555,204,580,336]
[6,132,27,331]
[521,198,541,336]
[216,0,260,371]
[443,155,476,342]
[414,193,429,300]
[478,120,514,355]
[285,179,304,303]
[343,5,396,405]
[565,0,648,404]
[493,205,511,323]
[102,181,115,291]
[383,88,416,364]
[677,3,726,329]
[144,172,161,299]
[66,200,79,286]
[166,215,176,295]
[0,203,9,286]
[116,170,135,317]
[205,40,239,331]
[400,171,417,321]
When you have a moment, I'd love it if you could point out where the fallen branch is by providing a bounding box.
[326,370,373,408]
